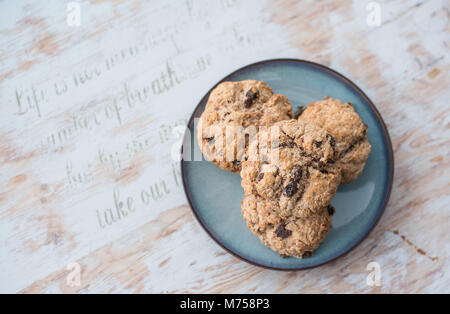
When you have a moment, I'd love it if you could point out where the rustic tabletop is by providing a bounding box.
[0,0,448,293]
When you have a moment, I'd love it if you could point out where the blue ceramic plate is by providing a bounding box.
[181,59,393,270]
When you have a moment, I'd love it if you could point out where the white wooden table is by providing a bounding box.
[0,0,448,293]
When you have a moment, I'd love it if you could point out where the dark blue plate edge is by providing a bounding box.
[180,58,394,271]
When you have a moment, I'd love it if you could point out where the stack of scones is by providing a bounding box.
[197,80,371,258]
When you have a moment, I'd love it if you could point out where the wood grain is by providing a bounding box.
[0,0,448,293]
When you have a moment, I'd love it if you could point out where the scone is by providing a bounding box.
[197,80,294,173]
[242,194,334,258]
[241,120,341,218]
[240,120,340,258]
[297,97,371,183]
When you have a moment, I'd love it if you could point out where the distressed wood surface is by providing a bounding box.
[0,0,449,293]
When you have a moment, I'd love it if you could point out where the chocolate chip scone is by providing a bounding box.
[197,80,294,173]
[240,120,340,258]
[242,194,334,258]
[241,120,341,218]
[297,97,371,183]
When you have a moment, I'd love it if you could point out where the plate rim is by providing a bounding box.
[180,58,394,271]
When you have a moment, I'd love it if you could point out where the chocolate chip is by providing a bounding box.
[275,223,292,239]
[244,88,259,108]
[284,181,298,196]
[319,168,329,174]
[302,251,312,258]
[232,160,241,167]
[294,106,305,119]
[327,205,335,216]
[205,137,215,143]
[313,141,323,148]
[326,134,336,147]
[245,88,258,99]
[257,173,264,181]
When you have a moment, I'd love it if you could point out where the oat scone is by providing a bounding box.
[242,194,334,258]
[241,120,341,218]
[240,120,340,258]
[197,80,294,173]
[297,97,371,183]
